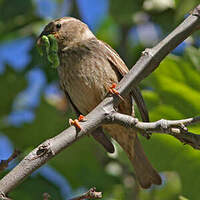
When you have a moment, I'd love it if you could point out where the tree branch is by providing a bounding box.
[107,112,200,149]
[0,4,200,197]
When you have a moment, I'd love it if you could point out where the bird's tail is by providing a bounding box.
[131,134,162,188]
[103,124,161,188]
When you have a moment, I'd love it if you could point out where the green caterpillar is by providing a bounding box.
[37,34,60,68]
[47,34,60,68]
[37,35,50,56]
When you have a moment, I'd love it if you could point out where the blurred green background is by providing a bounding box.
[0,0,200,199]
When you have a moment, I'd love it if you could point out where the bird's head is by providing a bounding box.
[37,17,95,50]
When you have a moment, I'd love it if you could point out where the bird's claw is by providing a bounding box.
[78,114,87,122]
[69,115,87,130]
[109,83,124,101]
[69,119,82,130]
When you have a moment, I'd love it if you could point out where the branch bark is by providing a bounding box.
[0,4,200,197]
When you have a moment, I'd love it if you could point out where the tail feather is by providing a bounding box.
[103,124,161,189]
[131,136,162,188]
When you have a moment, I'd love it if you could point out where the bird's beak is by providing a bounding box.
[36,30,48,46]
[36,36,42,46]
[36,30,58,46]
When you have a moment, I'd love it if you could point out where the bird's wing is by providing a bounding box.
[98,40,129,75]
[98,40,149,122]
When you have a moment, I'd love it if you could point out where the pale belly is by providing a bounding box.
[57,55,119,115]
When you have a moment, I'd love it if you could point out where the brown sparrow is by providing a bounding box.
[37,17,161,188]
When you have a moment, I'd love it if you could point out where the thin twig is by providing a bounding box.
[43,193,51,200]
[69,188,102,200]
[0,150,21,173]
[109,112,200,149]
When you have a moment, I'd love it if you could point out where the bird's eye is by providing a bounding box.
[56,23,61,29]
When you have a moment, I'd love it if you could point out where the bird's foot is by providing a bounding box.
[109,83,124,101]
[69,119,81,130]
[69,115,87,130]
[78,114,87,122]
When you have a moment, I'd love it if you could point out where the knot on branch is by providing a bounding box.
[158,119,169,132]
[142,48,153,57]
[27,140,54,161]
[104,110,116,123]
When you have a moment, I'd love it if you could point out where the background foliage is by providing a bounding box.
[0,0,200,199]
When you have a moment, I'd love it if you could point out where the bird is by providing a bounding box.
[37,17,161,188]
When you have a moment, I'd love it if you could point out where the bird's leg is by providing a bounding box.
[109,83,124,101]
[69,115,87,130]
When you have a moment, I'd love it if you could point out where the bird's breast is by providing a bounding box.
[58,49,119,115]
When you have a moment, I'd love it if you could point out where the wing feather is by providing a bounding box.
[98,40,149,122]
